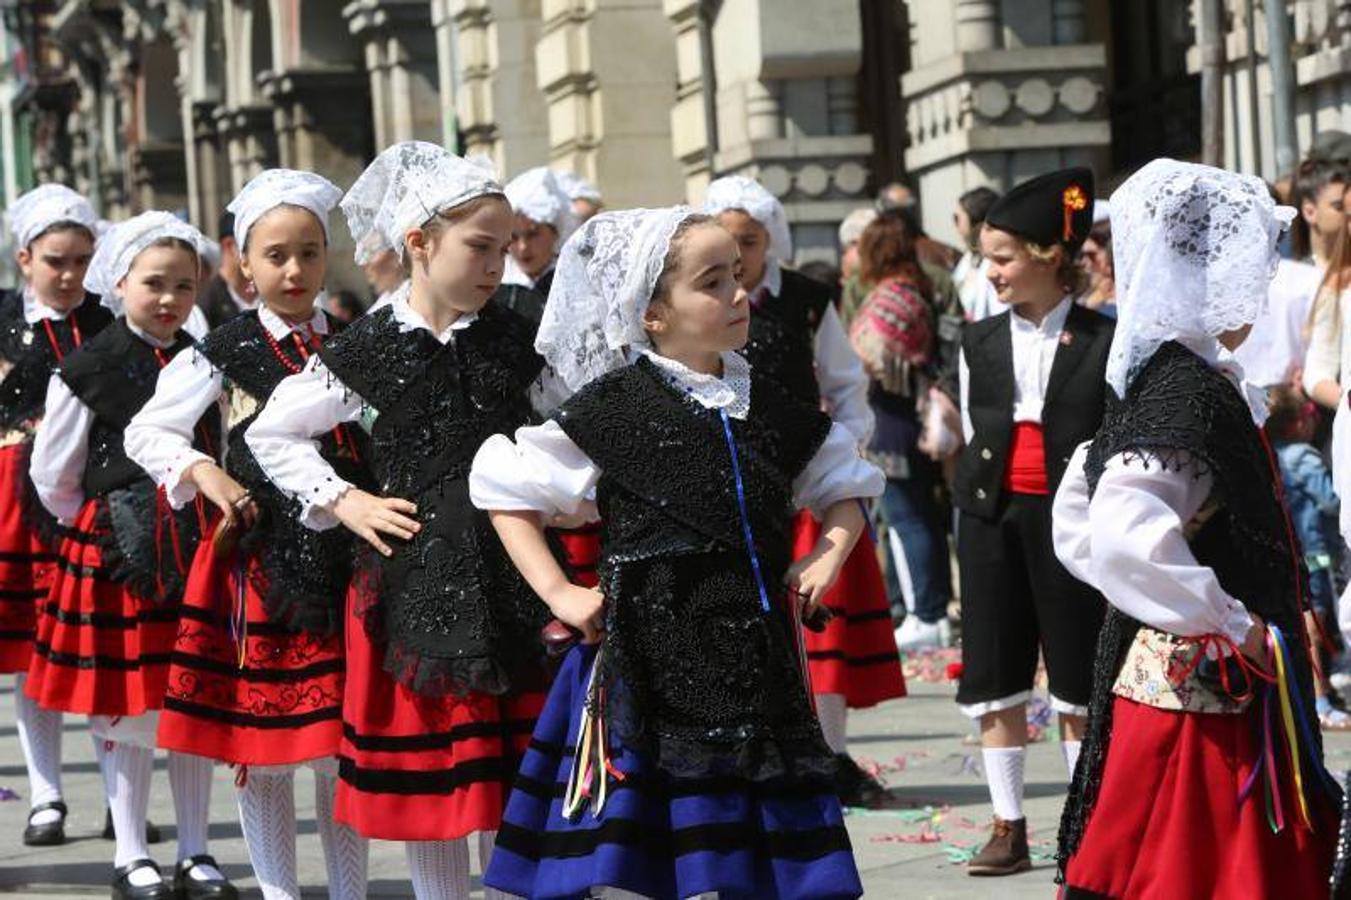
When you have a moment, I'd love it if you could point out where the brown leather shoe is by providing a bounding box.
[967,816,1031,876]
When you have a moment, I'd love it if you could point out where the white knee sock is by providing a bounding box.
[167,753,216,869]
[477,831,511,900]
[100,739,154,871]
[1062,740,1082,781]
[982,746,1026,821]
[816,692,849,756]
[313,768,368,900]
[405,838,470,900]
[237,770,299,900]
[14,673,63,822]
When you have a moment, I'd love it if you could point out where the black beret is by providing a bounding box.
[985,167,1095,255]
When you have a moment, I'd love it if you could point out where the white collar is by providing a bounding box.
[22,286,70,324]
[748,257,784,299]
[1010,294,1073,336]
[1179,336,1269,426]
[125,320,177,349]
[257,303,330,341]
[635,347,752,420]
[389,283,477,344]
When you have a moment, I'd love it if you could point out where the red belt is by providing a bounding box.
[1003,422,1049,496]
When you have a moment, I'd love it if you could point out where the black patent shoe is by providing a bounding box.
[834,754,900,809]
[22,800,67,846]
[112,859,172,900]
[172,855,238,900]
[103,809,163,844]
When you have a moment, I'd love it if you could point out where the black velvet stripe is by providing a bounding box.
[162,696,341,730]
[0,628,33,641]
[494,817,852,863]
[0,550,56,564]
[33,643,171,671]
[822,605,893,624]
[58,526,101,546]
[508,770,832,803]
[52,556,114,581]
[168,650,343,683]
[341,718,536,752]
[0,586,47,601]
[176,604,302,638]
[39,602,178,629]
[529,737,564,758]
[805,650,902,667]
[337,754,511,795]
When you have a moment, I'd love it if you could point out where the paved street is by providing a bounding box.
[4,658,1350,898]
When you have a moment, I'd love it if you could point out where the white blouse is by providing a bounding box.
[469,349,885,520]
[244,294,568,531]
[750,259,874,446]
[1303,282,1351,398]
[31,323,178,524]
[957,295,1073,444]
[124,305,329,511]
[1052,352,1263,653]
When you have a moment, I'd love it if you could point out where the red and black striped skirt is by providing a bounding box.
[0,442,55,674]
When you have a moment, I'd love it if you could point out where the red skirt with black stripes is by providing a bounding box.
[0,441,56,674]
[554,523,600,588]
[795,510,906,708]
[156,527,345,766]
[336,578,545,841]
[24,497,177,716]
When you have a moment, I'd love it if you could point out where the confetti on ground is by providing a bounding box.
[900,647,963,683]
[0,787,18,801]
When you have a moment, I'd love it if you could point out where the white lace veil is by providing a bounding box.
[83,210,207,316]
[703,175,792,262]
[8,184,98,249]
[505,167,580,245]
[535,206,696,393]
[556,171,601,204]
[341,141,502,265]
[1106,158,1295,397]
[226,169,342,250]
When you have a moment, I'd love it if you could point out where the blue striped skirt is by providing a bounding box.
[485,644,863,900]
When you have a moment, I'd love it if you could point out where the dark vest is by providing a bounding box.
[317,301,549,696]
[197,310,372,636]
[953,303,1113,519]
[1058,341,1335,872]
[741,267,833,406]
[0,291,113,433]
[58,319,217,604]
[196,275,248,330]
[490,284,547,337]
[555,358,836,782]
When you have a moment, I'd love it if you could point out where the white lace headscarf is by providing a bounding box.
[703,175,792,262]
[1106,158,1295,398]
[227,169,342,251]
[557,171,602,204]
[8,184,98,249]
[84,211,207,316]
[536,206,697,393]
[341,141,503,265]
[505,167,580,244]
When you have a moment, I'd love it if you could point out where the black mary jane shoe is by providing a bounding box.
[112,858,172,900]
[172,855,238,900]
[21,800,67,846]
[103,809,164,844]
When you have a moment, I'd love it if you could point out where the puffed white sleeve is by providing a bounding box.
[244,355,364,531]
[30,375,92,523]
[814,304,875,445]
[469,419,601,518]
[1051,441,1095,587]
[1086,453,1254,645]
[1303,287,1341,398]
[792,421,885,517]
[124,350,223,509]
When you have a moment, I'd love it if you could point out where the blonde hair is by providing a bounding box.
[1022,236,1087,296]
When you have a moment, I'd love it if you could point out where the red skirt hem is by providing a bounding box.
[25,499,175,716]
[795,511,906,708]
[0,441,55,675]
[336,581,543,841]
[1064,697,1336,899]
[156,535,344,766]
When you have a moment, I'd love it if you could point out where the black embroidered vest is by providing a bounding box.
[58,319,217,604]
[0,291,112,433]
[1058,341,1334,873]
[741,268,832,406]
[317,302,549,696]
[555,358,836,782]
[198,310,372,636]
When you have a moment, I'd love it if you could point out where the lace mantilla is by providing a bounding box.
[8,184,97,249]
[704,175,793,262]
[1106,159,1295,397]
[84,212,207,316]
[505,167,579,244]
[227,169,341,249]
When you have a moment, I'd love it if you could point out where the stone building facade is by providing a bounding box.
[0,1,1266,291]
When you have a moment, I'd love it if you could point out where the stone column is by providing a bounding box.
[345,0,441,146]
[189,100,228,232]
[429,0,460,149]
[536,0,683,205]
[900,0,1109,248]
[665,0,713,198]
[214,103,276,195]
